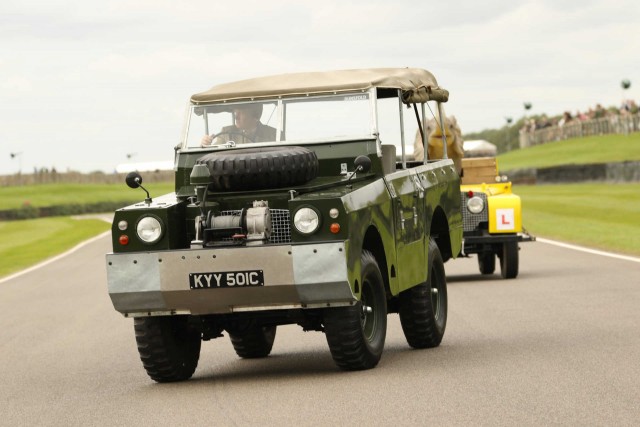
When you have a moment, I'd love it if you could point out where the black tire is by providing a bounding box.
[399,239,448,348]
[500,241,519,279]
[197,146,319,191]
[134,316,201,383]
[229,325,277,358]
[478,251,496,275]
[323,250,387,370]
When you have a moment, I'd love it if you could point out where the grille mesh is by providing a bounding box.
[460,192,488,232]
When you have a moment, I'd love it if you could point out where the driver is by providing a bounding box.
[200,103,277,146]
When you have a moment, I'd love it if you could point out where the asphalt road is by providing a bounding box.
[1,235,639,426]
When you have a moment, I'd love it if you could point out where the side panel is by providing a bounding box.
[341,178,398,296]
[385,168,427,292]
[417,161,463,259]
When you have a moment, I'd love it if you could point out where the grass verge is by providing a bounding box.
[518,183,640,256]
[1,182,175,210]
[0,217,111,278]
[498,133,640,171]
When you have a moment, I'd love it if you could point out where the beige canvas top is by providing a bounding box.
[190,68,448,105]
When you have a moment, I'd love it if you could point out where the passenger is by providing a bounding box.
[201,103,277,146]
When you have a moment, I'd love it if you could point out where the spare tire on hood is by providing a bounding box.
[197,146,319,191]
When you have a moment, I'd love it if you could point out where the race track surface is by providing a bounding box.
[1,236,639,425]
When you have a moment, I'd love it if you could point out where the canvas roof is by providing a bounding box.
[190,68,448,105]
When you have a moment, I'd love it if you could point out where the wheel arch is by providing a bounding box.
[362,225,392,299]
[430,206,453,262]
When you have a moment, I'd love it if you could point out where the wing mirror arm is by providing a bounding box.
[347,155,372,181]
[125,172,152,205]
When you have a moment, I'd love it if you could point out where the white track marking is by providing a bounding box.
[537,237,640,263]
[2,233,638,285]
[0,231,110,284]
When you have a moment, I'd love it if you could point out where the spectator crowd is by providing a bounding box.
[520,99,639,133]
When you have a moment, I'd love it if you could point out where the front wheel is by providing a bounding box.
[478,251,496,275]
[323,250,387,370]
[500,241,519,279]
[134,316,201,383]
[399,238,448,348]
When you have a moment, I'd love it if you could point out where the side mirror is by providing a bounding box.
[125,171,152,204]
[125,172,142,189]
[354,155,372,173]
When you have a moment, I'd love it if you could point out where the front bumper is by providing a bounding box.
[106,242,353,317]
[462,230,535,254]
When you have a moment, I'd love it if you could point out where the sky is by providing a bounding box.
[1,0,639,175]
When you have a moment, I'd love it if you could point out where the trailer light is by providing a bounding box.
[119,235,129,245]
[330,223,341,234]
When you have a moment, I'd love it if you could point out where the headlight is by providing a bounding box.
[136,216,163,244]
[293,207,320,234]
[466,196,484,214]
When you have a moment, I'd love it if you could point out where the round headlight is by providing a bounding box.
[293,207,320,234]
[467,196,484,214]
[136,216,163,244]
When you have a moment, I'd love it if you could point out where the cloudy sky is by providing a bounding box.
[1,0,638,174]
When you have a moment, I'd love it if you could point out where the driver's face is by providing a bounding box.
[234,109,258,131]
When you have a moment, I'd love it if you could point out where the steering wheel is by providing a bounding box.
[210,131,256,143]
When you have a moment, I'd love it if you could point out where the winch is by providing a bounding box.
[192,200,272,248]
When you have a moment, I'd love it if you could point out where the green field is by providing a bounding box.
[518,183,640,256]
[1,133,639,279]
[0,217,111,278]
[1,182,175,210]
[498,133,640,171]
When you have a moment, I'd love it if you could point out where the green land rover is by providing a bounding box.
[106,68,463,382]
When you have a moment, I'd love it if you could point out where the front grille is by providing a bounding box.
[218,209,291,244]
[270,209,292,244]
[460,192,488,232]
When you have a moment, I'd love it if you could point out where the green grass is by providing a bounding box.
[518,183,640,256]
[498,133,640,171]
[2,136,639,279]
[0,217,111,278]
[0,182,175,210]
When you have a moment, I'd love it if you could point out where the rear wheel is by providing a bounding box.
[229,325,277,358]
[500,241,519,279]
[323,250,387,370]
[478,251,496,275]
[399,239,448,348]
[134,316,201,383]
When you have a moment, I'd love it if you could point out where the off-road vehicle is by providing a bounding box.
[459,157,535,279]
[106,68,463,382]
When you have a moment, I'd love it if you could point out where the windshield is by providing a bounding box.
[183,92,373,148]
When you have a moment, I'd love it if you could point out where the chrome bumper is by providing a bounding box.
[106,242,354,316]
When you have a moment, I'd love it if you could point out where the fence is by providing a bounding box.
[519,113,640,148]
[504,161,640,185]
[0,170,174,187]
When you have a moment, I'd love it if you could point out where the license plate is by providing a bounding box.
[189,270,264,289]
